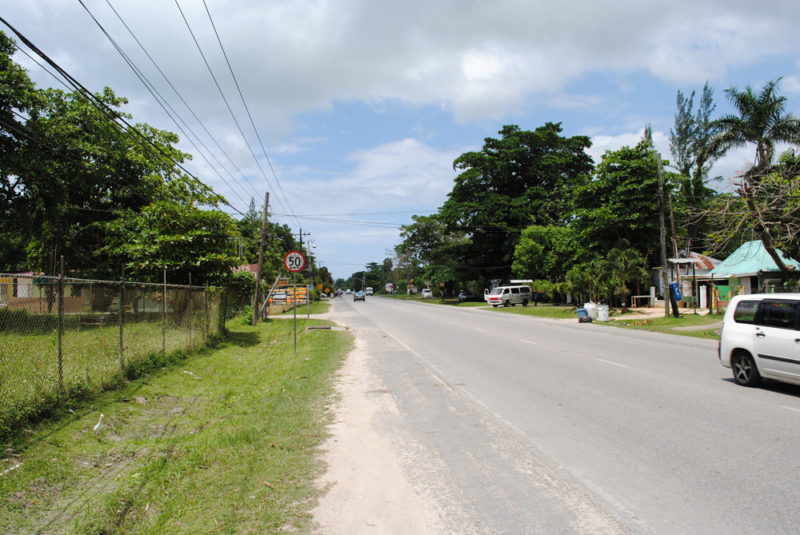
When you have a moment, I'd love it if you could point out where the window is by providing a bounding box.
[759,300,799,329]
[733,300,759,324]
[511,288,520,294]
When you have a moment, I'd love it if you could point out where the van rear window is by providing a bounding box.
[733,300,758,324]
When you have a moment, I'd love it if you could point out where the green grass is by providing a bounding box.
[605,312,723,339]
[278,300,330,315]
[0,315,217,439]
[489,303,579,319]
[0,315,352,534]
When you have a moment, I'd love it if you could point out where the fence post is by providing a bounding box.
[162,269,166,354]
[119,265,125,371]
[204,285,209,341]
[188,273,193,350]
[57,256,64,395]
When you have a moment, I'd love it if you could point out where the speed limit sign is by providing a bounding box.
[283,250,306,272]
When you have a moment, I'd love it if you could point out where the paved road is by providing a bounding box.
[332,296,800,534]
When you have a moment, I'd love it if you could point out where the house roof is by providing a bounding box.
[668,251,720,271]
[709,240,800,279]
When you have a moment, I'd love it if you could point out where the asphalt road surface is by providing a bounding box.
[330,295,800,534]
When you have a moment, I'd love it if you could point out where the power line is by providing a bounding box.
[173,0,296,224]
[101,0,266,206]
[201,0,299,227]
[77,0,253,210]
[0,15,243,217]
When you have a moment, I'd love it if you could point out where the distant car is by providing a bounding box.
[353,291,366,302]
[421,289,433,299]
[458,290,480,303]
[365,287,374,296]
[719,293,800,387]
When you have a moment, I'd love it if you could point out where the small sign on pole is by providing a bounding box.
[284,251,306,354]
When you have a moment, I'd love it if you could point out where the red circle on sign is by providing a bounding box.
[283,250,306,272]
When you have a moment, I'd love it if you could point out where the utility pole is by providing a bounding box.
[252,192,269,325]
[657,154,669,318]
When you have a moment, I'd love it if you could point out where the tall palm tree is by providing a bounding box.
[709,79,800,273]
[710,78,800,176]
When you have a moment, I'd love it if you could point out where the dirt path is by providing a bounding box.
[311,331,442,534]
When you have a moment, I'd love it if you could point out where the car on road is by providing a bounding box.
[365,287,374,295]
[421,289,433,299]
[719,293,800,387]
[485,285,532,307]
[353,291,366,302]
[457,290,481,303]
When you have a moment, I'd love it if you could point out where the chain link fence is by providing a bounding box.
[0,273,223,435]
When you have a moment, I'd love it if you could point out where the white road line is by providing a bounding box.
[781,405,800,414]
[596,358,631,369]
[519,339,538,345]
[476,327,487,333]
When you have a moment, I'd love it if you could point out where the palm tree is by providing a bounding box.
[710,78,800,175]
[709,79,800,273]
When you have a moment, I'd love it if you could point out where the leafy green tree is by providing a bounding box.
[0,31,41,270]
[669,82,720,251]
[707,78,800,273]
[102,200,240,285]
[512,225,584,282]
[573,141,666,258]
[440,123,593,282]
[596,247,650,306]
[396,213,467,286]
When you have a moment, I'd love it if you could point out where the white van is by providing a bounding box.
[485,285,532,307]
[365,287,374,296]
[719,293,800,387]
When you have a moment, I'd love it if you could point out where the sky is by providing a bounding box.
[3,0,800,279]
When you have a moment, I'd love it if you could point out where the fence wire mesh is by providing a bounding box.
[0,273,223,433]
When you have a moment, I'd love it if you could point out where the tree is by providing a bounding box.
[0,30,41,270]
[708,78,800,273]
[512,225,584,282]
[597,247,650,306]
[102,199,240,285]
[440,123,593,282]
[670,82,720,200]
[573,141,667,258]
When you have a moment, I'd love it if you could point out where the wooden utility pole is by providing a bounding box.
[658,153,669,318]
[252,192,270,325]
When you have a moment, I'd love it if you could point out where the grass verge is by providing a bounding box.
[489,303,579,319]
[604,312,723,340]
[0,314,352,534]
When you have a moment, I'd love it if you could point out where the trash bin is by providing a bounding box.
[577,308,592,323]
[597,304,609,321]
[583,302,597,320]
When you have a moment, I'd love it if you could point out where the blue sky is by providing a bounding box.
[4,0,800,279]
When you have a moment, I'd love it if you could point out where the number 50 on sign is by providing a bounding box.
[283,250,306,272]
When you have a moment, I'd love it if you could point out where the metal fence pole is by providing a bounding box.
[162,269,167,354]
[119,265,125,370]
[188,273,193,350]
[57,256,64,395]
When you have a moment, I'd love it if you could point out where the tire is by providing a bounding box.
[731,350,761,387]
[492,304,498,308]
[503,300,510,307]
[522,299,528,307]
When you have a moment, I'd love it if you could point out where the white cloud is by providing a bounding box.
[9,0,800,129]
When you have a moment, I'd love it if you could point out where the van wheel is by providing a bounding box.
[732,350,760,387]
[492,304,498,308]
[503,300,510,307]
[522,299,528,307]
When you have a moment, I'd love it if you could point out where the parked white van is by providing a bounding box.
[485,285,532,307]
[719,293,800,387]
